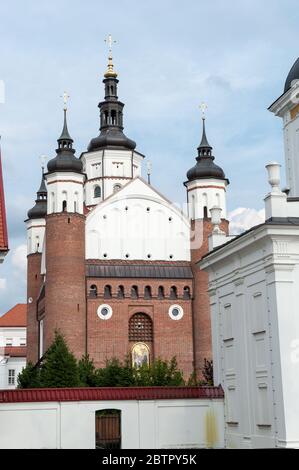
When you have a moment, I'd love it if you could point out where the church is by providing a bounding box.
[26,45,229,378]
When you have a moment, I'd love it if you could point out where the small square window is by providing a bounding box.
[5,338,13,346]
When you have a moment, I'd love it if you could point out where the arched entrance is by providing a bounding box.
[95,409,121,449]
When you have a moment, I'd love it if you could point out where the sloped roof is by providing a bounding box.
[0,304,27,327]
[0,151,8,252]
[4,346,27,357]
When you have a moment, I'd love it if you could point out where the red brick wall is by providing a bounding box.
[190,218,229,377]
[26,253,43,363]
[44,212,86,358]
[86,278,194,379]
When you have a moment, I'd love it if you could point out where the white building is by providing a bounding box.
[0,304,27,390]
[200,57,299,448]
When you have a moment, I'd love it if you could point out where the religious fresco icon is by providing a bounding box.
[131,342,150,368]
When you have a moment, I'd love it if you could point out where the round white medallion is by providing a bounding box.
[168,304,184,320]
[97,304,113,320]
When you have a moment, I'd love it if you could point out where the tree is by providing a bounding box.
[78,354,97,387]
[95,357,135,387]
[17,362,41,389]
[39,331,80,388]
[202,359,214,386]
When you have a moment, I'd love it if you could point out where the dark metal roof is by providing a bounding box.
[0,386,224,403]
[284,57,299,93]
[86,263,193,279]
[186,118,227,183]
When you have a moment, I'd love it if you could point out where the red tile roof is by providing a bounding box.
[3,346,27,357]
[0,386,224,403]
[0,304,27,327]
[0,150,8,252]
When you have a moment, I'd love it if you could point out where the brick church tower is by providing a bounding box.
[25,49,230,379]
[185,116,229,376]
[25,171,47,363]
[43,106,86,359]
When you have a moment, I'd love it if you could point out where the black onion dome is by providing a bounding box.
[88,128,136,151]
[186,118,227,182]
[27,171,47,219]
[87,67,136,152]
[47,109,83,174]
[284,57,299,93]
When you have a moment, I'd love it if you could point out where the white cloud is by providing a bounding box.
[229,207,265,235]
[11,244,27,275]
[0,278,7,290]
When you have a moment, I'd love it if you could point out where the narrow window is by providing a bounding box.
[104,285,112,299]
[158,286,164,299]
[131,285,138,299]
[94,186,101,198]
[117,286,125,298]
[183,286,191,299]
[170,286,177,300]
[90,285,98,297]
[144,286,152,299]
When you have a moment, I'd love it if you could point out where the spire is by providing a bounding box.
[87,36,136,152]
[27,165,48,220]
[197,117,212,157]
[104,34,118,78]
[186,107,228,183]
[47,95,83,174]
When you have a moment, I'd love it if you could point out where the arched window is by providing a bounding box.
[90,285,98,297]
[183,286,191,299]
[129,313,153,342]
[131,285,138,299]
[203,206,208,218]
[144,286,152,299]
[170,286,178,299]
[216,193,220,207]
[62,200,67,212]
[104,285,112,299]
[94,186,101,199]
[158,286,164,299]
[117,285,125,299]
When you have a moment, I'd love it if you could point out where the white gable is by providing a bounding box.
[86,177,191,261]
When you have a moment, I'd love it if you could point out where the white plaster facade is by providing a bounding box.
[45,171,84,215]
[269,78,299,197]
[186,178,227,220]
[0,326,26,390]
[0,397,224,449]
[86,177,191,261]
[81,148,144,206]
[26,218,45,255]
[200,165,299,448]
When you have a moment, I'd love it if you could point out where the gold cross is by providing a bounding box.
[104,34,116,55]
[200,102,208,119]
[61,91,70,111]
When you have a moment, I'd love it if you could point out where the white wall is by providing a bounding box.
[26,218,45,255]
[186,178,227,220]
[46,172,84,215]
[201,223,299,448]
[86,177,191,261]
[0,398,224,449]
[82,148,143,206]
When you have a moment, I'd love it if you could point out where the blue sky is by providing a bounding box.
[0,0,298,313]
